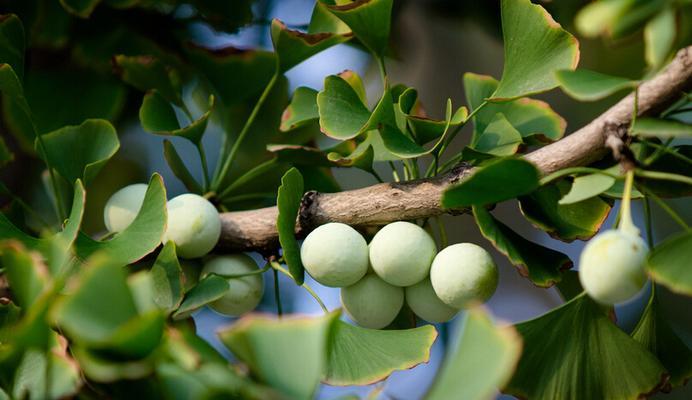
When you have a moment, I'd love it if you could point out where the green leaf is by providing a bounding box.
[647,232,692,295]
[219,312,339,399]
[632,118,692,139]
[140,91,214,145]
[407,107,468,145]
[277,168,305,285]
[325,320,437,385]
[426,307,521,400]
[113,55,182,106]
[463,72,566,144]
[328,144,376,173]
[162,140,203,194]
[519,181,612,242]
[442,158,540,208]
[559,173,616,205]
[309,1,351,34]
[75,173,167,265]
[59,0,100,18]
[71,346,154,382]
[37,119,119,185]
[505,294,666,400]
[280,87,319,131]
[491,0,579,101]
[0,242,49,309]
[150,241,185,313]
[639,145,692,198]
[0,14,25,80]
[555,69,636,101]
[317,74,371,140]
[644,7,676,68]
[0,136,12,167]
[473,206,572,287]
[172,274,228,320]
[271,19,351,72]
[322,0,393,57]
[632,290,692,388]
[472,113,523,156]
[574,0,633,38]
[0,64,34,151]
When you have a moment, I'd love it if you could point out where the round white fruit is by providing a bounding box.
[406,278,458,323]
[300,223,369,287]
[368,221,437,287]
[579,229,648,305]
[103,183,148,233]
[341,274,404,329]
[430,243,498,308]
[163,193,221,259]
[201,254,264,316]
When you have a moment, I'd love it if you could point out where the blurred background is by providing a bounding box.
[1,0,691,398]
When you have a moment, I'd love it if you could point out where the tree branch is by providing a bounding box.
[217,46,692,253]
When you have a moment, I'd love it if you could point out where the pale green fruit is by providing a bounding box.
[163,194,221,259]
[300,223,369,287]
[103,183,148,233]
[369,221,437,287]
[201,254,264,316]
[341,274,404,329]
[406,278,458,323]
[430,243,498,308]
[579,229,648,305]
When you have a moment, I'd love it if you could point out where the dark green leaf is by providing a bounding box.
[0,14,25,80]
[173,274,228,320]
[407,107,467,145]
[277,167,305,285]
[59,0,100,18]
[632,118,692,139]
[491,0,580,100]
[640,145,692,198]
[325,320,437,385]
[328,143,376,173]
[427,307,521,400]
[317,74,371,140]
[442,158,540,208]
[322,0,392,57]
[473,206,572,287]
[37,119,119,185]
[219,312,339,399]
[191,0,254,33]
[0,63,33,151]
[519,181,612,242]
[280,87,319,131]
[140,91,214,145]
[647,232,692,295]
[113,55,182,106]
[0,241,49,308]
[75,173,167,265]
[632,290,692,388]
[472,113,523,156]
[0,136,12,167]
[271,19,351,72]
[162,140,203,194]
[559,173,616,204]
[505,294,666,400]
[71,345,154,382]
[150,241,185,313]
[555,69,636,101]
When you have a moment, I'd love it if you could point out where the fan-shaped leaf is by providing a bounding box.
[559,173,615,205]
[113,55,182,106]
[140,91,214,144]
[322,0,392,57]
[317,74,371,140]
[271,19,351,72]
[0,14,25,80]
[472,113,523,156]
[172,274,228,320]
[555,69,636,101]
[280,87,319,131]
[647,232,692,295]
[150,241,184,313]
[277,167,305,285]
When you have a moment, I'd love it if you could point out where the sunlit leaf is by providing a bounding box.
[647,232,692,296]
[75,173,167,265]
[644,7,676,68]
[37,119,119,185]
[442,158,540,208]
[555,69,636,101]
[575,0,633,38]
[219,312,339,399]
[271,19,351,72]
[280,87,319,131]
[277,168,305,285]
[519,181,612,242]
[559,173,616,205]
[324,320,437,385]
[322,0,393,57]
[505,294,666,400]
[473,206,571,287]
[317,74,370,140]
[491,0,579,100]
[427,307,521,400]
[309,1,351,34]
[632,289,692,388]
[472,113,523,156]
[632,118,692,139]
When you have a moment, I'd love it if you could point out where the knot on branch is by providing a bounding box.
[298,190,319,235]
[603,120,637,170]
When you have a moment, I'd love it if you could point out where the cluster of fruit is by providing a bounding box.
[301,222,499,329]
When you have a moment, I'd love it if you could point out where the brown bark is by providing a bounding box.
[217,46,692,253]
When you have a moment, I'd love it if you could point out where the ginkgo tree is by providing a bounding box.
[0,0,691,399]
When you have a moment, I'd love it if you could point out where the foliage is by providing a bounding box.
[0,0,690,399]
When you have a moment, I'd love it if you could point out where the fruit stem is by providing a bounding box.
[273,268,283,317]
[618,170,639,236]
[271,260,328,313]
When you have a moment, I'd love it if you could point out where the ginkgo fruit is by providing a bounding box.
[103,183,148,233]
[163,193,221,259]
[430,243,498,308]
[341,273,404,329]
[300,222,369,287]
[201,254,264,316]
[578,229,648,305]
[368,221,437,287]
[405,278,459,323]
